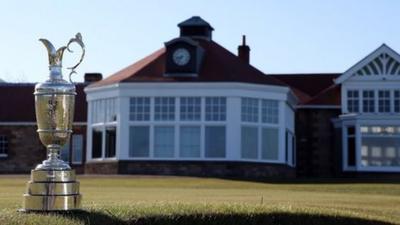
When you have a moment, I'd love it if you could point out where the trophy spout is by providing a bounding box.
[39,39,67,69]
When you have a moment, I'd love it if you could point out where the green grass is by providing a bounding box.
[0,175,399,225]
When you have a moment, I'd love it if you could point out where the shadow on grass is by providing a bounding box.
[54,210,395,225]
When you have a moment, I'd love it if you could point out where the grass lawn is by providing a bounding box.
[0,175,399,225]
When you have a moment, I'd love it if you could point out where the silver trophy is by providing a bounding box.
[21,33,85,212]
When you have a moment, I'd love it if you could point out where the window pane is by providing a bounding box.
[378,90,391,112]
[261,127,279,160]
[72,135,83,164]
[205,97,226,121]
[362,90,375,113]
[361,137,400,167]
[154,97,175,121]
[180,97,201,121]
[241,127,258,159]
[205,126,226,158]
[347,90,359,113]
[241,98,259,122]
[348,137,356,166]
[105,127,116,158]
[262,99,279,124]
[395,90,400,113]
[92,128,102,158]
[60,141,70,163]
[0,135,8,155]
[154,126,175,158]
[129,126,149,157]
[180,126,200,158]
[130,97,150,121]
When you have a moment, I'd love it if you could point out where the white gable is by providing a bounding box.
[335,44,400,84]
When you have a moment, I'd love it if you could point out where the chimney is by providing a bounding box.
[84,73,103,83]
[238,35,250,64]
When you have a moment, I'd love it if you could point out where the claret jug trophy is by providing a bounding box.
[21,33,85,212]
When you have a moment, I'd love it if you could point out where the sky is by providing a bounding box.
[0,0,399,83]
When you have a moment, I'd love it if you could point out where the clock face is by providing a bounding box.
[172,48,191,66]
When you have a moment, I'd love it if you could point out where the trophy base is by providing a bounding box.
[21,169,82,212]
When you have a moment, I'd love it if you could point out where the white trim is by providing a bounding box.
[296,105,341,109]
[0,153,8,158]
[335,44,400,84]
[85,82,297,106]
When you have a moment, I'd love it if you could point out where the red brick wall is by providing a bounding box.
[296,108,341,177]
[0,125,45,173]
[0,125,87,174]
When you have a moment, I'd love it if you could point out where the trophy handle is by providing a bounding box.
[66,33,85,83]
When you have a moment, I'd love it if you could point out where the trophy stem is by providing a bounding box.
[35,144,71,171]
[48,144,60,161]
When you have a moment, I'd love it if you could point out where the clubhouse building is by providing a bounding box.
[1,16,399,178]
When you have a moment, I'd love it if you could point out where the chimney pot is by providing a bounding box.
[84,73,103,83]
[238,35,250,64]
